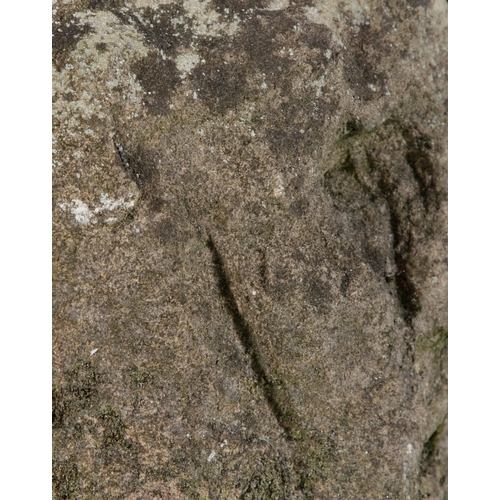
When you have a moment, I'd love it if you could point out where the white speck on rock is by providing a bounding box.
[59,194,135,225]
[207,451,216,462]
[369,83,377,92]
[94,193,135,213]
[90,348,98,356]
[59,200,95,224]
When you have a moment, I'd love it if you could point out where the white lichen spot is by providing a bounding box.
[175,50,200,79]
[59,200,95,224]
[183,0,240,37]
[193,91,198,99]
[407,443,414,455]
[265,0,290,10]
[207,451,216,462]
[59,194,135,225]
[261,82,268,89]
[369,83,377,92]
[325,49,332,59]
[94,193,135,213]
[250,129,256,137]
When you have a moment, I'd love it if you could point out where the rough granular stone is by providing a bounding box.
[53,1,447,498]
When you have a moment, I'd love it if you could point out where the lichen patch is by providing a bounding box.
[58,193,136,225]
[175,50,200,78]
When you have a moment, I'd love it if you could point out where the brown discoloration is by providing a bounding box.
[52,12,93,71]
[122,3,194,53]
[131,54,181,116]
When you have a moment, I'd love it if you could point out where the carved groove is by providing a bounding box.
[207,236,298,440]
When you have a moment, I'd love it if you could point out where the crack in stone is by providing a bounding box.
[206,236,298,441]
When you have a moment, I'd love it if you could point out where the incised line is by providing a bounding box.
[206,236,300,441]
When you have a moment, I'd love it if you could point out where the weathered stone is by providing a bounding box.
[53,0,447,498]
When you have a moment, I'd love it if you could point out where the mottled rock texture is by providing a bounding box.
[52,0,447,498]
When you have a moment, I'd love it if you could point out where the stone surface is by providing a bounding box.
[52,0,447,498]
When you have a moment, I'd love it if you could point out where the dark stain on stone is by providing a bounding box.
[191,48,251,115]
[131,53,180,116]
[53,459,80,500]
[211,0,268,15]
[95,42,107,52]
[154,219,184,245]
[52,13,93,71]
[344,116,364,136]
[361,242,385,276]
[375,161,421,325]
[124,4,194,54]
[99,404,127,447]
[265,97,333,157]
[52,360,104,445]
[340,271,353,296]
[241,13,296,83]
[190,8,333,148]
[84,0,124,9]
[257,248,268,289]
[240,455,293,499]
[290,197,309,216]
[343,23,388,101]
[112,136,165,211]
[419,416,447,496]
[403,128,438,211]
[297,18,332,60]
[113,138,155,189]
[304,272,332,311]
[407,0,431,8]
